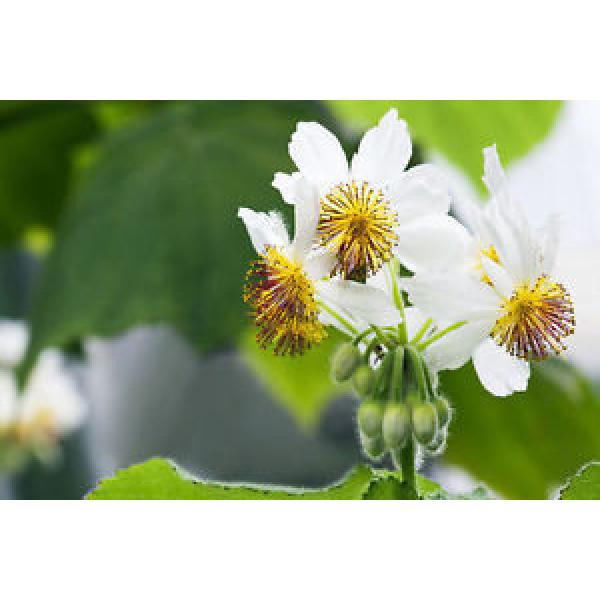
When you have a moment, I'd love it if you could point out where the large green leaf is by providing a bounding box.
[20,101,335,379]
[87,458,444,500]
[441,360,600,499]
[239,327,348,428]
[329,101,562,191]
[0,101,98,243]
[559,463,600,499]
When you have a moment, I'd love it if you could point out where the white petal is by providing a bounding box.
[404,306,430,340]
[238,208,289,254]
[21,350,86,435]
[316,279,401,328]
[289,122,348,189]
[424,320,491,372]
[290,178,320,259]
[303,249,335,280]
[351,109,412,185]
[395,214,474,273]
[0,320,28,368]
[539,213,561,273]
[402,272,499,323]
[0,371,18,428]
[472,338,530,397]
[387,164,451,223]
[480,255,514,297]
[482,145,509,197]
[272,172,304,205]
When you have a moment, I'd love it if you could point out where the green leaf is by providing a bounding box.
[441,360,600,499]
[20,101,335,379]
[328,101,562,191]
[239,326,347,428]
[87,458,444,500]
[0,101,98,244]
[559,463,600,499]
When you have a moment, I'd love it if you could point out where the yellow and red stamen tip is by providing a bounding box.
[491,274,576,360]
[243,246,326,356]
[317,180,398,280]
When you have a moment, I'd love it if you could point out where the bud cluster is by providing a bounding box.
[331,341,452,468]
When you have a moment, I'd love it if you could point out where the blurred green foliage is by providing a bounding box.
[239,327,348,428]
[329,100,563,191]
[0,101,98,243]
[19,101,335,379]
[442,361,600,499]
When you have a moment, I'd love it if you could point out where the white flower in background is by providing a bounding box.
[0,320,86,460]
[403,146,575,396]
[273,109,467,280]
[239,196,334,355]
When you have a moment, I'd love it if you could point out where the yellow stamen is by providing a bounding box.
[478,244,501,285]
[243,246,326,356]
[317,181,398,280]
[491,275,575,360]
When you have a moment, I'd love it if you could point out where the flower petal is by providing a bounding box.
[402,272,499,323]
[424,320,490,372]
[316,279,401,328]
[351,109,412,185]
[289,122,348,189]
[387,164,452,223]
[0,320,28,368]
[480,255,514,297]
[238,208,289,254]
[395,214,474,273]
[272,172,304,205]
[482,145,509,197]
[303,249,335,280]
[472,338,530,397]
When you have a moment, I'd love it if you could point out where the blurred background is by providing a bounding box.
[0,100,598,500]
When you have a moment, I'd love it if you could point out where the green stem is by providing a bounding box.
[388,261,408,344]
[400,436,416,496]
[411,318,432,345]
[318,302,359,336]
[417,320,466,351]
[406,346,429,404]
[389,346,404,404]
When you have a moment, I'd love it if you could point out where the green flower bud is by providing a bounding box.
[359,433,385,460]
[382,404,411,450]
[434,395,451,428]
[357,400,384,439]
[331,343,362,382]
[352,365,375,397]
[412,403,438,445]
[426,429,446,454]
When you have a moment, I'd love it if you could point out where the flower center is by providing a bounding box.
[491,275,575,360]
[243,246,326,356]
[317,181,398,280]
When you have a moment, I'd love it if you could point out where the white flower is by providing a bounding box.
[273,109,468,280]
[17,350,87,443]
[0,320,86,447]
[238,201,334,356]
[403,146,575,396]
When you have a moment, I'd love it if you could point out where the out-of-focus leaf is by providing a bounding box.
[559,463,600,499]
[441,360,600,499]
[87,458,443,500]
[329,101,562,191]
[20,101,337,380]
[239,326,348,428]
[0,101,98,243]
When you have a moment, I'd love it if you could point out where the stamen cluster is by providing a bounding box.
[244,246,325,356]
